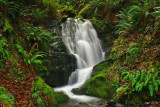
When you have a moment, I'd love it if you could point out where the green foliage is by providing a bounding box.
[0,34,9,68]
[36,0,57,19]
[121,68,160,96]
[0,87,14,106]
[105,0,124,9]
[152,6,160,28]
[25,25,54,50]
[3,19,13,34]
[37,97,43,105]
[19,8,31,18]
[129,43,140,48]
[32,8,47,24]
[32,77,57,105]
[32,91,43,106]
[74,15,83,19]
[125,42,140,64]
[0,0,22,19]
[16,44,46,72]
[129,48,140,56]
[78,0,107,18]
[37,0,56,9]
[32,91,39,98]
[88,0,105,15]
[116,5,141,35]
[116,85,129,100]
[78,4,90,17]
[90,17,107,33]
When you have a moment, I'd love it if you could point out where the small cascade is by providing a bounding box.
[54,18,105,102]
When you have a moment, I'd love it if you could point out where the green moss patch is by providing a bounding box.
[55,92,69,104]
[0,87,14,107]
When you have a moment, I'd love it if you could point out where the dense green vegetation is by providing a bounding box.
[0,0,160,106]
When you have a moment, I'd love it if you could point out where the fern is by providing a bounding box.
[37,97,43,105]
[152,6,160,28]
[16,44,46,73]
[148,84,154,96]
[32,91,39,98]
[0,35,9,68]
[32,8,47,24]
[121,68,160,97]
[129,43,140,48]
[129,48,140,56]
[3,19,13,33]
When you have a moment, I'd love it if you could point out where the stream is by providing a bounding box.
[54,18,106,106]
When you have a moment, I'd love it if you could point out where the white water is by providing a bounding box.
[54,18,105,102]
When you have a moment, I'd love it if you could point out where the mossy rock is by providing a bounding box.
[33,77,57,106]
[92,59,113,77]
[73,73,118,99]
[55,92,69,104]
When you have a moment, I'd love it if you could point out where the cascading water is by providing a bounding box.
[54,18,105,102]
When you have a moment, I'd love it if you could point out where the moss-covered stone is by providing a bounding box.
[55,92,69,104]
[32,77,57,106]
[73,73,118,99]
[92,59,113,76]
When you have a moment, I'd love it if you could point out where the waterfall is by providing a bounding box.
[54,18,105,102]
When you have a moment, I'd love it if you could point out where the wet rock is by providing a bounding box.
[72,88,82,94]
[97,99,107,105]
[44,20,77,87]
[107,100,116,107]
[79,102,88,106]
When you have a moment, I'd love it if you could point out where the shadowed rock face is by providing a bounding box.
[44,20,77,87]
[46,52,76,87]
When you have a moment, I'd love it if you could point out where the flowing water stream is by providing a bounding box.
[54,18,105,105]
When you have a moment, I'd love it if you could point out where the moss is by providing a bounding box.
[54,92,69,104]
[79,72,118,99]
[0,87,14,107]
[74,15,84,19]
[92,59,113,76]
[33,77,44,90]
[33,77,57,105]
